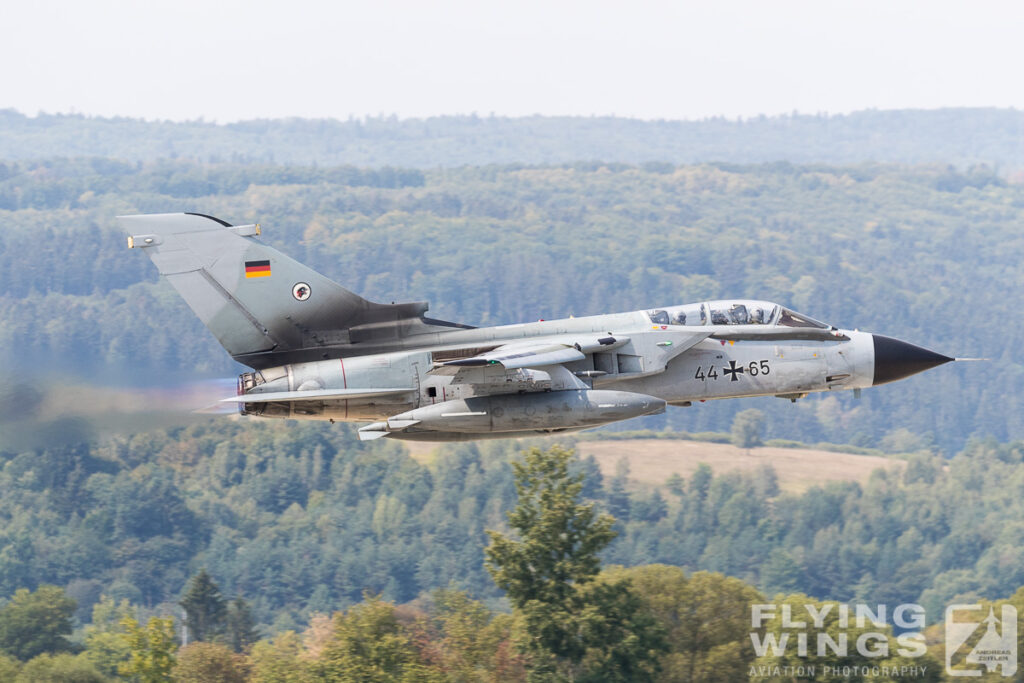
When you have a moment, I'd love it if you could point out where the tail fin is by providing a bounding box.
[121,213,467,368]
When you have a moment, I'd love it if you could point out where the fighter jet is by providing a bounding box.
[123,212,959,442]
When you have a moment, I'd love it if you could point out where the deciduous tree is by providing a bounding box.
[315,594,440,682]
[730,409,765,450]
[173,641,248,683]
[0,653,18,680]
[0,585,76,661]
[486,446,664,681]
[249,631,310,683]
[15,652,106,683]
[119,615,177,683]
[604,565,764,682]
[82,595,135,676]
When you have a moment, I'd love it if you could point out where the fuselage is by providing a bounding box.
[236,299,943,441]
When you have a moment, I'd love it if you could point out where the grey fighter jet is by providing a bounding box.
[123,213,958,442]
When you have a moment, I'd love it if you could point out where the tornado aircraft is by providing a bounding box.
[123,213,958,442]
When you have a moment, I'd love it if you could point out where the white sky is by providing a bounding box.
[2,0,1022,122]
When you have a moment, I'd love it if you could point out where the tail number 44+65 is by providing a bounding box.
[695,360,771,382]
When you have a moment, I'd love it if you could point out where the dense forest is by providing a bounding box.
[1,108,1022,170]
[0,157,1020,451]
[0,426,1021,680]
[0,418,1022,631]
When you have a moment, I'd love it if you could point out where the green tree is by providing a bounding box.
[0,653,19,680]
[879,427,929,454]
[315,594,440,682]
[225,597,260,653]
[604,458,631,521]
[573,579,665,682]
[604,566,764,683]
[15,652,106,683]
[0,585,77,661]
[422,588,525,682]
[173,642,248,683]
[250,631,311,683]
[119,615,177,683]
[82,596,135,676]
[665,473,685,497]
[485,446,664,681]
[180,570,227,643]
[759,549,803,596]
[730,409,765,450]
[689,463,712,501]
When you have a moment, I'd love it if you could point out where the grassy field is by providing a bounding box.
[577,439,902,494]
[405,437,903,495]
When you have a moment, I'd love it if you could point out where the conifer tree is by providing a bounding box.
[180,570,227,643]
[225,597,260,653]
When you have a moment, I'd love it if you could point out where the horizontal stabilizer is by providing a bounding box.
[357,430,389,441]
[223,387,414,403]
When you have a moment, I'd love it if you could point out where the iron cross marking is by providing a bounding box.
[723,360,745,382]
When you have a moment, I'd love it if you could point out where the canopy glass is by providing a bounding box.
[647,300,830,329]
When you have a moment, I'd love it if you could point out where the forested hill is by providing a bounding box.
[1,418,1022,633]
[1,108,1022,169]
[0,158,1021,451]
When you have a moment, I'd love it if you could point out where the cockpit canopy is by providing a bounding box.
[647,300,830,329]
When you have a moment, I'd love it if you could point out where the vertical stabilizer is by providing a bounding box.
[121,213,456,368]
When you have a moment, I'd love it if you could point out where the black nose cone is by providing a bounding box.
[872,334,953,386]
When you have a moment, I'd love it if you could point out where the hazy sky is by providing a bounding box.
[3,0,1022,122]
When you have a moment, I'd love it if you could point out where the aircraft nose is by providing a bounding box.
[872,334,953,386]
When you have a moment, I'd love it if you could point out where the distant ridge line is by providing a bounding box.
[1,107,1021,170]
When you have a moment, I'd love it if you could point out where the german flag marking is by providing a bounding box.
[245,260,271,278]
